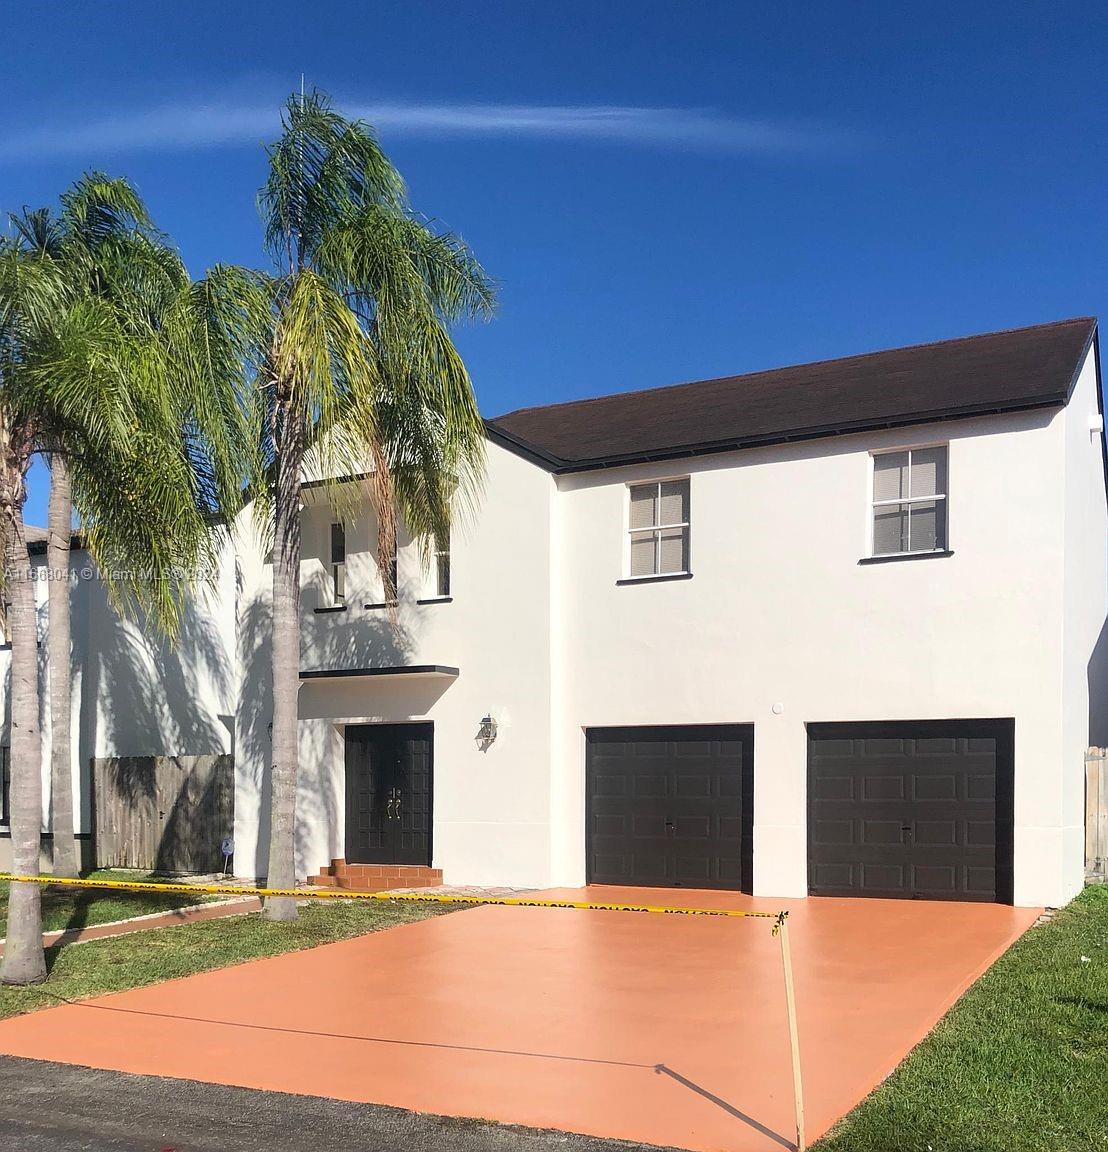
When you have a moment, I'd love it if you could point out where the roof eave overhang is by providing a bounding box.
[487,394,1072,476]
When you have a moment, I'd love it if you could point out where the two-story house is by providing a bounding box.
[3,316,1105,908]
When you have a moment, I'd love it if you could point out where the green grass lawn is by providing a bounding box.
[817,885,1108,1152]
[0,898,451,1020]
[0,870,223,936]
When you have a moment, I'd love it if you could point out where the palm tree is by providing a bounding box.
[10,189,139,879]
[0,178,253,983]
[217,90,494,919]
[0,240,62,983]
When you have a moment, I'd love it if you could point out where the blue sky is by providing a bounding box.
[5,1,1106,524]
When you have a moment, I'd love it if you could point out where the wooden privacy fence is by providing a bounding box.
[92,754,234,873]
[1087,747,1108,883]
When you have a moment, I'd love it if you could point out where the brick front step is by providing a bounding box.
[310,860,443,892]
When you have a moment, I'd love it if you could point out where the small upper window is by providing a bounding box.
[434,537,450,598]
[871,446,948,556]
[388,544,398,600]
[628,479,690,577]
[1,746,9,825]
[330,522,346,604]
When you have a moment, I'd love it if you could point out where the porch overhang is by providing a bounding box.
[298,664,460,682]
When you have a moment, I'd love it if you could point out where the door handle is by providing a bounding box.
[664,818,675,835]
[395,792,402,821]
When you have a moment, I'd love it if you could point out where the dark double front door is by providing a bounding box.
[345,724,433,865]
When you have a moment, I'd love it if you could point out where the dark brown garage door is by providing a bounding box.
[586,725,753,891]
[808,720,1014,902]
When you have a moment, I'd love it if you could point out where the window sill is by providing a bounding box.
[616,572,694,586]
[858,549,954,565]
[363,600,400,610]
[416,596,453,605]
[313,605,348,614]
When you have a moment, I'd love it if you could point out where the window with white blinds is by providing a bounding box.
[871,446,948,556]
[628,479,690,577]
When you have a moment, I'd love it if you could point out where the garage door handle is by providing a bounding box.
[901,825,912,833]
[665,819,675,834]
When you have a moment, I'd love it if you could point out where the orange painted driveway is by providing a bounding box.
[0,887,1037,1151]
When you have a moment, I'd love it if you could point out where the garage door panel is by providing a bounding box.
[813,818,854,845]
[966,866,998,894]
[675,773,711,798]
[913,774,958,800]
[632,773,668,798]
[967,774,996,801]
[813,775,855,801]
[808,720,1014,903]
[912,864,958,893]
[673,740,713,757]
[863,775,905,801]
[859,737,907,756]
[914,737,959,755]
[631,853,670,881]
[862,820,910,846]
[966,821,996,846]
[861,862,908,892]
[593,774,628,797]
[914,820,958,846]
[587,725,753,892]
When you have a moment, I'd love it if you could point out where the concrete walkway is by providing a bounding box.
[0,896,262,958]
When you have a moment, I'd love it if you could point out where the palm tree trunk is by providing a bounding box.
[47,455,78,878]
[264,434,301,921]
[0,498,47,985]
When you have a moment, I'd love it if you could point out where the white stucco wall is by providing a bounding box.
[0,537,237,868]
[232,441,556,886]
[1061,346,1108,896]
[549,397,1081,906]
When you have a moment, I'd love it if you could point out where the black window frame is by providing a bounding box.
[1,745,9,826]
[329,522,346,605]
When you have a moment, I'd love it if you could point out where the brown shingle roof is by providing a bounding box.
[487,317,1098,472]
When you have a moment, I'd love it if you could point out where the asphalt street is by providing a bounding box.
[0,1055,677,1152]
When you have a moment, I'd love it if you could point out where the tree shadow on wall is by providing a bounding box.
[240,579,458,878]
[79,582,235,879]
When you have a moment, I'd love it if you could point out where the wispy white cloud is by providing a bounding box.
[0,98,855,164]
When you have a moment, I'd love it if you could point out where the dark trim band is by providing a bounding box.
[615,572,694,586]
[858,549,954,565]
[299,664,460,681]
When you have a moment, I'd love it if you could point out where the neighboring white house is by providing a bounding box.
[2,316,1105,908]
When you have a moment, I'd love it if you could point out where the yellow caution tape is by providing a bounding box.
[0,873,787,929]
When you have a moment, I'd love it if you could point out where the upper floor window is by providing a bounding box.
[871,446,948,556]
[387,541,398,600]
[1,746,9,825]
[330,522,346,604]
[628,479,690,577]
[434,537,450,598]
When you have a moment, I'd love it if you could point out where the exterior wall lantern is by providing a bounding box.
[475,714,498,752]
